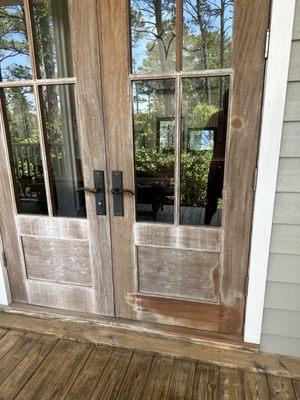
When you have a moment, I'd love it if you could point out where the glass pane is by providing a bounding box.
[133,79,175,223]
[130,0,176,74]
[180,76,230,226]
[32,0,73,78]
[0,2,32,81]
[2,87,47,214]
[182,0,234,71]
[40,84,86,217]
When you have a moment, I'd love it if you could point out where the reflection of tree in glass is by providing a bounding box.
[131,0,176,73]
[0,5,31,81]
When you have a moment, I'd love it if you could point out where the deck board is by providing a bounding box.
[0,326,298,399]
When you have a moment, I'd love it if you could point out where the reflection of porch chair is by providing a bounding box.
[136,178,166,221]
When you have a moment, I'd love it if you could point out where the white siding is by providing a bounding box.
[260,0,300,357]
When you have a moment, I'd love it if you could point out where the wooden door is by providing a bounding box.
[0,0,114,315]
[99,0,270,334]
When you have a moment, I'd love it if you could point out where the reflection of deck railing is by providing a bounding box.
[12,143,66,179]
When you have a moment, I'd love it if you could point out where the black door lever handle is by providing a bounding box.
[111,188,135,195]
[76,186,101,194]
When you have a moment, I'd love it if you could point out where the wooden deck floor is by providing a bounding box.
[0,327,299,399]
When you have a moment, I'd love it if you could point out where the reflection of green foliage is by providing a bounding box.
[135,101,216,206]
[180,150,212,207]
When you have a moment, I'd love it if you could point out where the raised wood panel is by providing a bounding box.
[289,40,300,82]
[16,216,88,240]
[293,1,300,40]
[220,0,270,332]
[22,237,92,287]
[270,224,300,255]
[284,82,300,122]
[280,122,300,158]
[264,282,300,312]
[277,158,300,192]
[268,254,300,284]
[261,309,300,338]
[135,224,222,253]
[26,280,96,314]
[273,193,300,225]
[137,246,219,302]
[261,334,300,358]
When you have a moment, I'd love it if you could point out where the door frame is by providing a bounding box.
[0,0,296,343]
[244,0,296,344]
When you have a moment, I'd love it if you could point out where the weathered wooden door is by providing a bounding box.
[0,0,114,315]
[99,0,270,334]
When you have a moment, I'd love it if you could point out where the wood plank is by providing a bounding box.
[289,41,300,82]
[137,246,219,302]
[63,345,113,400]
[16,216,88,240]
[193,363,219,399]
[0,91,28,302]
[116,351,153,400]
[16,339,93,399]
[268,254,300,285]
[98,0,136,319]
[135,223,222,252]
[284,82,300,122]
[1,303,257,352]
[267,375,296,399]
[22,236,92,287]
[244,372,270,400]
[90,348,133,400]
[142,356,174,400]
[128,293,220,331]
[276,158,300,193]
[220,0,271,334]
[270,226,300,256]
[260,335,300,359]
[68,0,114,316]
[219,367,244,400]
[280,122,300,158]
[293,380,300,399]
[167,359,196,400]
[0,329,24,360]
[0,328,7,340]
[0,332,41,385]
[294,0,300,39]
[273,193,300,225]
[264,282,300,312]
[0,335,58,400]
[0,310,299,379]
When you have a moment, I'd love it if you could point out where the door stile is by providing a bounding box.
[97,0,136,319]
[219,0,271,333]
[68,0,115,316]
[0,95,28,302]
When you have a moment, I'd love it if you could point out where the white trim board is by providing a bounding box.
[244,0,296,344]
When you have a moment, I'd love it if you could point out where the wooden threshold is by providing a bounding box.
[0,303,299,379]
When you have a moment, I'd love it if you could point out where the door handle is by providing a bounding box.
[111,188,135,196]
[111,171,134,216]
[76,170,106,216]
[76,187,101,194]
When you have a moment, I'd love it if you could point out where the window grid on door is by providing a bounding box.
[0,0,82,218]
[130,0,233,227]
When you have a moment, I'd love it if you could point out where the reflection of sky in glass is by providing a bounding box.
[0,5,32,81]
[183,0,234,70]
[130,0,176,73]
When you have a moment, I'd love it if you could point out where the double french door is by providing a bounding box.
[0,0,270,335]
